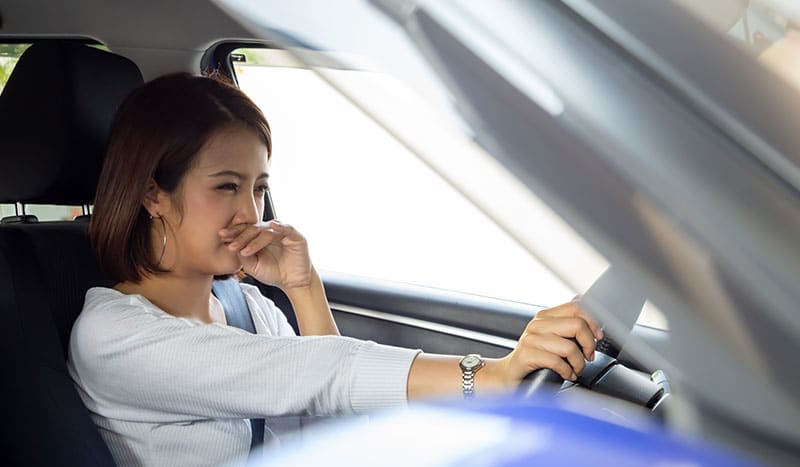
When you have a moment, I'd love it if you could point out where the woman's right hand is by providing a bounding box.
[219,220,313,291]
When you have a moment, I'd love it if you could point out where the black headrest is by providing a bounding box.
[0,41,143,205]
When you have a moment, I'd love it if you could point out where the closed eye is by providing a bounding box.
[217,183,239,192]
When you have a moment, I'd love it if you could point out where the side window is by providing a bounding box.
[0,205,86,221]
[0,42,85,222]
[231,48,575,307]
[0,43,30,93]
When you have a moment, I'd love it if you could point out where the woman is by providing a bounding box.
[68,73,603,466]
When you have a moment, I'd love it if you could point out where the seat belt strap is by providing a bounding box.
[212,279,257,333]
[211,279,265,453]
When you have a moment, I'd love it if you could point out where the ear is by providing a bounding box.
[142,179,169,217]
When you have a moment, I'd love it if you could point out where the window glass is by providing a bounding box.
[0,205,16,219]
[232,47,668,328]
[232,48,575,307]
[0,204,85,221]
[0,43,31,93]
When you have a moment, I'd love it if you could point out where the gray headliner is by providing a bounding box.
[0,0,257,79]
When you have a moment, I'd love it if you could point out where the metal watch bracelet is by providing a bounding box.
[459,354,485,399]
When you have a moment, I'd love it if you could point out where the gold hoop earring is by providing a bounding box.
[150,214,167,266]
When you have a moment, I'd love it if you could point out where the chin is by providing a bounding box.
[217,263,243,277]
[212,268,241,279]
[209,252,243,277]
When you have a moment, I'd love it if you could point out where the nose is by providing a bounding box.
[234,190,262,225]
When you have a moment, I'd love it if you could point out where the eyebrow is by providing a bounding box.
[208,170,269,180]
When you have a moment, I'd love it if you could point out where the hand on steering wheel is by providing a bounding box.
[516,337,613,398]
[495,301,603,392]
[517,267,647,398]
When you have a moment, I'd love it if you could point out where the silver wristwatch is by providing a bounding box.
[459,354,485,399]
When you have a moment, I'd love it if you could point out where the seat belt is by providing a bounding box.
[211,279,265,454]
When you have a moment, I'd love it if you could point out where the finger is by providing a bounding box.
[534,334,586,375]
[531,301,603,341]
[528,317,598,361]
[230,223,282,249]
[218,224,249,239]
[240,229,283,256]
[227,227,263,251]
[565,299,604,341]
[573,306,604,341]
[575,325,598,361]
[267,221,303,241]
[533,350,577,381]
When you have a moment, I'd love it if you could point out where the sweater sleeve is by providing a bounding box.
[68,288,420,424]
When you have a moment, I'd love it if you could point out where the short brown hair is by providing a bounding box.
[90,72,272,283]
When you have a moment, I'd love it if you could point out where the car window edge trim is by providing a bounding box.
[331,302,517,349]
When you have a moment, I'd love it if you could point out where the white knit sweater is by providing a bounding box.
[67,284,420,466]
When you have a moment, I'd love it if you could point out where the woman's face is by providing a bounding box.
[154,126,270,277]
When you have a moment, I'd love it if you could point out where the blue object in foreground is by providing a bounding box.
[250,394,757,467]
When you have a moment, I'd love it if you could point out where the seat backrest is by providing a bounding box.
[0,41,143,466]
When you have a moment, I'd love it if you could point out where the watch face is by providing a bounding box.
[461,355,483,370]
[463,356,480,367]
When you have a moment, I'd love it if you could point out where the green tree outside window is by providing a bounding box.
[0,44,31,94]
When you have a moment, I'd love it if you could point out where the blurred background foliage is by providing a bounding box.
[0,43,30,93]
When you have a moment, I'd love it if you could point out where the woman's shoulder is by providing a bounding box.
[84,286,130,306]
[76,287,172,337]
[71,287,149,361]
[71,287,200,360]
[83,286,154,317]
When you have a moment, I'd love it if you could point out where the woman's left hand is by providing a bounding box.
[218,220,313,290]
[488,301,603,388]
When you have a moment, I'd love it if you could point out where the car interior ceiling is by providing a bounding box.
[0,41,141,466]
[0,0,257,81]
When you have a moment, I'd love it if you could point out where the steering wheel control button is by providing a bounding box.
[459,354,486,399]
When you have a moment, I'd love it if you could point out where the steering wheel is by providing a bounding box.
[518,363,569,397]
[518,267,646,398]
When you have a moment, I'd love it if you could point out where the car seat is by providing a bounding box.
[0,40,143,466]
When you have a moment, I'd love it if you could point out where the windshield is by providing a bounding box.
[218,3,680,329]
[217,0,612,302]
[214,2,691,346]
